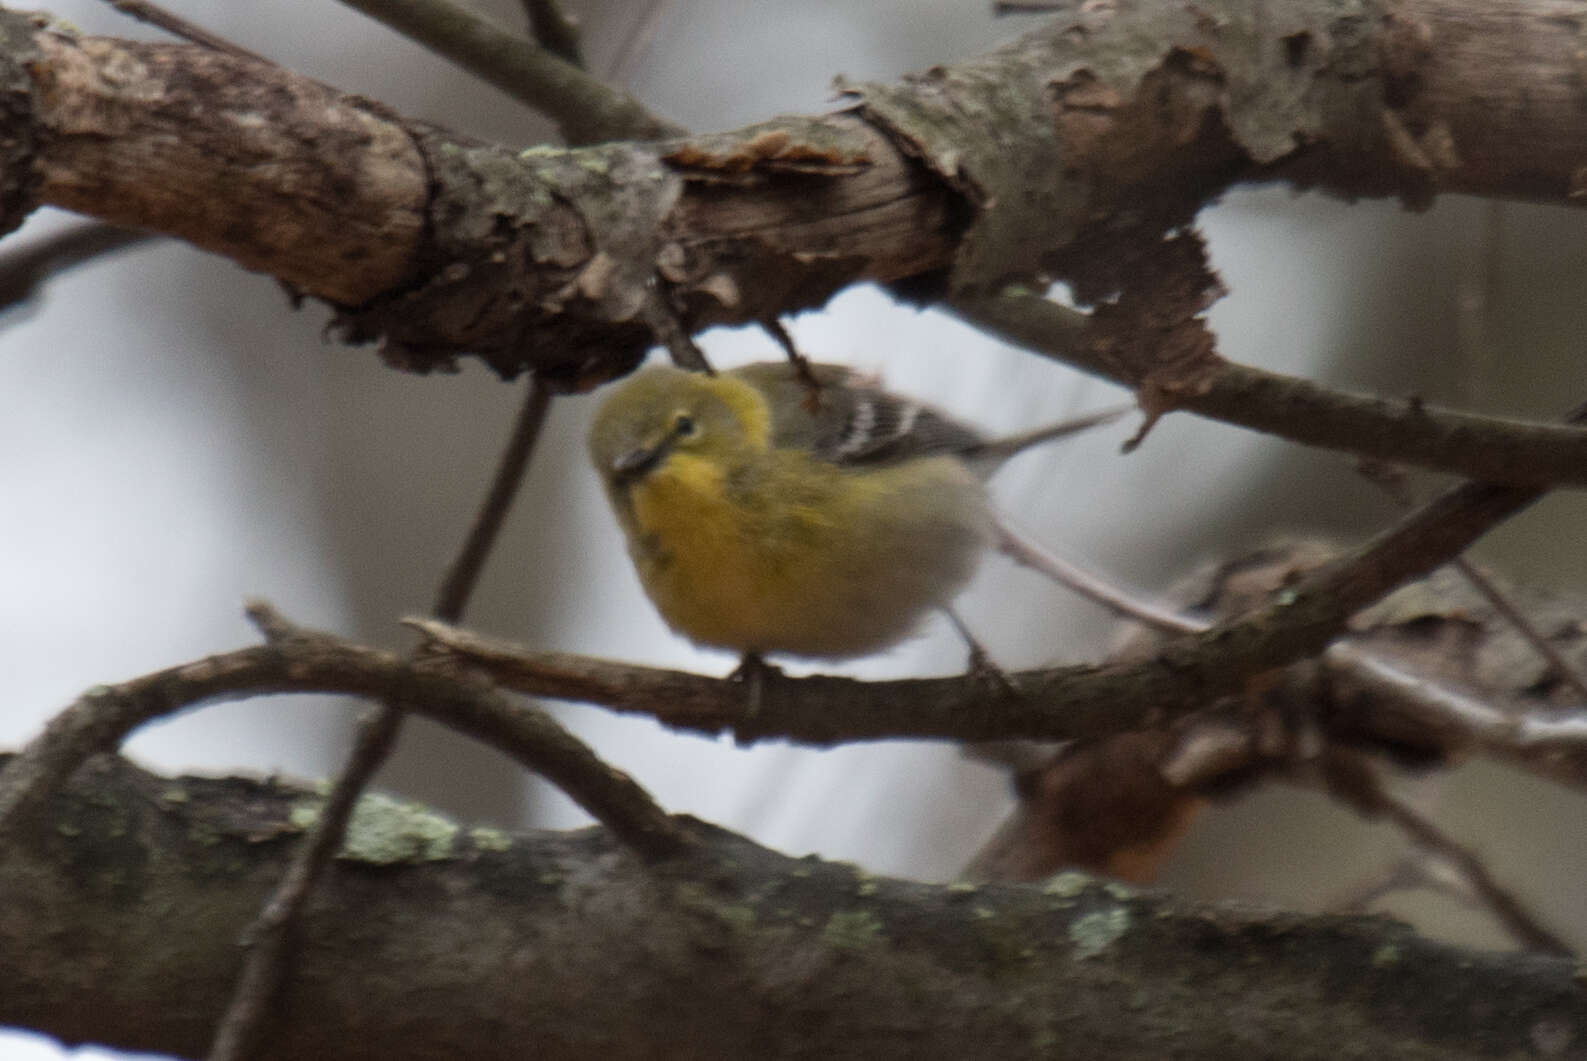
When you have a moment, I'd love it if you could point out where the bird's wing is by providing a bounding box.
[732,361,985,468]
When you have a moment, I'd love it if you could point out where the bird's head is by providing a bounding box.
[587,364,770,489]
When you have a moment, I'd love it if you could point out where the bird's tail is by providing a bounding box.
[964,403,1133,474]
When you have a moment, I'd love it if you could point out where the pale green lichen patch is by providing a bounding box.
[1069,907,1130,960]
[718,903,758,933]
[468,826,513,852]
[290,792,459,864]
[1043,870,1094,900]
[1103,881,1138,901]
[823,909,885,951]
[1372,943,1401,968]
[673,881,760,934]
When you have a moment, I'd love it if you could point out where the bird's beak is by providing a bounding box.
[611,441,666,484]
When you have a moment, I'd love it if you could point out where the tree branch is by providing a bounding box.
[3,753,1582,1061]
[0,627,691,859]
[953,290,1587,488]
[1317,748,1574,956]
[519,0,583,68]
[0,5,1582,482]
[0,220,151,316]
[965,540,1587,885]
[102,0,268,61]
[336,0,677,144]
[416,462,1548,743]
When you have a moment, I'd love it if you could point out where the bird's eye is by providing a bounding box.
[673,413,699,438]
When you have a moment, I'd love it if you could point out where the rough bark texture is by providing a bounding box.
[0,1,1583,383]
[3,754,1584,1061]
[28,28,426,304]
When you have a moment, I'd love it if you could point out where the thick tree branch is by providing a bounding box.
[3,754,1584,1061]
[0,5,1581,482]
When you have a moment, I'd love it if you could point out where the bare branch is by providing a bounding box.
[1357,460,1587,701]
[519,0,582,67]
[336,0,681,144]
[0,221,151,317]
[0,624,691,857]
[416,456,1551,744]
[951,290,1587,488]
[101,0,268,62]
[433,381,555,620]
[205,698,406,1061]
[1323,643,1587,794]
[3,2,1587,409]
[1317,749,1574,956]
[993,520,1205,635]
[3,753,1583,1061]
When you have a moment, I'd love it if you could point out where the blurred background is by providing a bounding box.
[4,2,1587,1057]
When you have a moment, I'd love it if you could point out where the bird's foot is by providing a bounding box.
[728,652,783,719]
[945,609,1020,697]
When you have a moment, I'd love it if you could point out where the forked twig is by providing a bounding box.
[1319,749,1573,956]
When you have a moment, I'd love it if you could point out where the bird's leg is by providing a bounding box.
[728,651,783,718]
[944,608,1020,695]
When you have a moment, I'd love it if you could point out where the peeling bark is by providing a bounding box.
[0,1,1581,381]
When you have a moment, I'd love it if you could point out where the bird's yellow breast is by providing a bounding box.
[619,450,989,658]
[625,453,811,652]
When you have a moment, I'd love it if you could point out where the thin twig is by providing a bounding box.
[1319,749,1574,956]
[520,0,583,67]
[1328,856,1441,914]
[607,0,673,84]
[1357,460,1587,702]
[204,698,405,1061]
[993,519,1206,635]
[434,382,555,620]
[208,379,560,1061]
[0,223,153,317]
[993,1,1078,13]
[336,0,684,145]
[757,314,814,375]
[101,0,270,62]
[1322,643,1587,794]
[949,290,1587,488]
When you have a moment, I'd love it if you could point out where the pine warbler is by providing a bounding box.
[588,361,1123,661]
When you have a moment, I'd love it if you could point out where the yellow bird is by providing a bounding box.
[588,360,1123,662]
